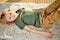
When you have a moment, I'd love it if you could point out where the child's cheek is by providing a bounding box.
[12,14,18,20]
[9,16,16,22]
[5,15,12,22]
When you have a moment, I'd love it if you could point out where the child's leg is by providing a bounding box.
[33,0,60,16]
[40,0,60,28]
[45,0,60,15]
[40,10,60,33]
[52,10,60,20]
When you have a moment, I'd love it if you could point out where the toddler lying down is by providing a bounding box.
[0,0,60,38]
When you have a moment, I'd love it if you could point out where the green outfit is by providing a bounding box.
[14,8,41,29]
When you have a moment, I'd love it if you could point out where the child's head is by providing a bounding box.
[0,8,18,24]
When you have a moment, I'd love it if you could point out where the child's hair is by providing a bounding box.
[0,8,14,25]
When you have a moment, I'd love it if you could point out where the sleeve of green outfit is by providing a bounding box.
[15,8,26,29]
[15,18,26,29]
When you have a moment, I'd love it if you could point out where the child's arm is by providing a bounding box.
[24,25,52,38]
[32,8,41,12]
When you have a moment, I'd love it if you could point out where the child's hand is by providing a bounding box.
[43,32,53,38]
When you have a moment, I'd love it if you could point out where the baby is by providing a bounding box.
[0,0,60,38]
[0,8,52,38]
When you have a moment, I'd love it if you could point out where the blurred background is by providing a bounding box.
[0,0,55,4]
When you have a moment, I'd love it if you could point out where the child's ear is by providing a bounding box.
[0,13,5,19]
[0,11,2,18]
[0,10,6,19]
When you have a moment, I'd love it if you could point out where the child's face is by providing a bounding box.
[5,10,18,22]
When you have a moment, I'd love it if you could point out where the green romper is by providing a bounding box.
[14,8,41,29]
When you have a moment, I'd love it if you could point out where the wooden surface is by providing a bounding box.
[0,0,55,4]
